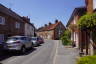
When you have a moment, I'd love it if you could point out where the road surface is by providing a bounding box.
[1,40,58,64]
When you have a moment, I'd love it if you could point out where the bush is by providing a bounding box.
[77,13,96,30]
[77,56,96,64]
[61,29,72,45]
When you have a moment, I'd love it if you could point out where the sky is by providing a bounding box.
[0,0,85,28]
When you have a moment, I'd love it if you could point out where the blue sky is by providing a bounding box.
[0,0,85,28]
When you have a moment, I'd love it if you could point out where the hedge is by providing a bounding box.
[77,56,96,64]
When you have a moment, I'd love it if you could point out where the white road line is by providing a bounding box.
[53,40,59,64]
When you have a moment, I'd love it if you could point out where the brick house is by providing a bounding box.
[37,20,66,40]
[67,0,96,55]
[85,0,96,55]
[66,7,87,49]
[0,4,25,43]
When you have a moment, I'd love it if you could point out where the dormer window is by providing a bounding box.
[0,16,5,25]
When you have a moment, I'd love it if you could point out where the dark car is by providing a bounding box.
[38,37,44,44]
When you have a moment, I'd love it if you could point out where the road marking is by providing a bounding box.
[53,40,59,64]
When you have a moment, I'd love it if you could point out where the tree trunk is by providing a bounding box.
[90,31,94,55]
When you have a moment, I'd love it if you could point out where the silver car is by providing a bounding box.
[5,36,33,53]
[31,37,39,47]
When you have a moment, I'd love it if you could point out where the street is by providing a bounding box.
[0,40,78,64]
[0,40,58,64]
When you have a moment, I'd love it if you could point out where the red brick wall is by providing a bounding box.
[0,12,25,39]
[86,0,93,14]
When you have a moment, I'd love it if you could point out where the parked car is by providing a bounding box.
[31,37,40,47]
[5,36,33,53]
[38,37,44,44]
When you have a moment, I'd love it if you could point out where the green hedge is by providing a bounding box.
[77,56,96,64]
[60,29,72,45]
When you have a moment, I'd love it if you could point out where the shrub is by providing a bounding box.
[61,29,72,45]
[77,56,96,64]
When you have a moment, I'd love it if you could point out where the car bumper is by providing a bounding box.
[5,44,22,51]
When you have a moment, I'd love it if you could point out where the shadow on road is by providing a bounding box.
[0,48,36,61]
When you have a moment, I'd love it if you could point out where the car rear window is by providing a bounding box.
[8,37,20,41]
[32,38,37,40]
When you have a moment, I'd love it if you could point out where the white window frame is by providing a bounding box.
[93,0,96,9]
[15,22,20,29]
[0,16,5,25]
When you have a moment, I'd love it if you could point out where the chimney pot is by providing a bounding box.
[49,22,52,25]
[45,24,47,27]
[55,19,58,23]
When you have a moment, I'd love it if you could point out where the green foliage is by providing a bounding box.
[77,56,96,64]
[77,13,96,30]
[61,29,72,45]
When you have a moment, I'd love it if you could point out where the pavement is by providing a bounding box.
[54,40,79,64]
[0,40,79,64]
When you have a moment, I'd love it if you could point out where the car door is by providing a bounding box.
[26,37,31,48]
[22,37,29,48]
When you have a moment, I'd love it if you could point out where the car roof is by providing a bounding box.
[9,36,28,38]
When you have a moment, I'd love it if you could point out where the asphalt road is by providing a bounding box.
[0,40,58,64]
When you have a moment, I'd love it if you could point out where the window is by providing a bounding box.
[93,0,96,9]
[0,16,5,25]
[0,34,4,43]
[15,22,20,29]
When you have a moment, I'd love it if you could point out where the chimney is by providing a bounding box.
[22,16,30,22]
[49,22,52,25]
[85,0,93,14]
[45,24,47,27]
[55,19,58,23]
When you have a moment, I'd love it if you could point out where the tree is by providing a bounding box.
[77,13,96,54]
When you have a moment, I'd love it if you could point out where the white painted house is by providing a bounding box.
[25,23,35,37]
[21,17,35,37]
[67,7,86,48]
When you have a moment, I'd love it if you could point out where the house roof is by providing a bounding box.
[66,6,86,27]
[0,4,23,21]
[37,21,61,32]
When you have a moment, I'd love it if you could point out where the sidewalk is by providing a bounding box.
[55,41,79,64]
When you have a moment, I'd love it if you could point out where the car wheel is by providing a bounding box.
[21,46,26,54]
[30,44,33,49]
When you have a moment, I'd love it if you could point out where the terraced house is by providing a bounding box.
[0,4,25,43]
[66,0,96,55]
[37,20,65,40]
[21,16,35,37]
[66,7,86,49]
[0,4,35,43]
[85,0,96,55]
